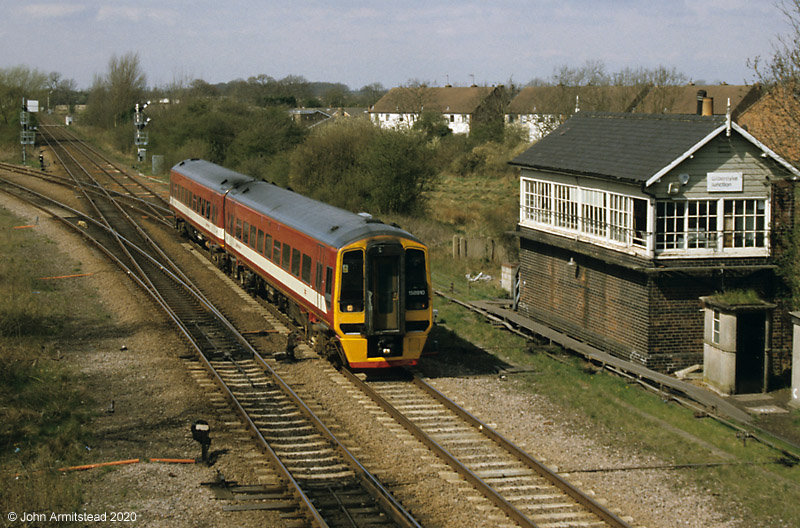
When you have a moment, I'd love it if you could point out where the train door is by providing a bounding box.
[315,244,326,311]
[365,243,403,335]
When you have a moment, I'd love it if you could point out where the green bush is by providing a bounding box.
[289,120,436,215]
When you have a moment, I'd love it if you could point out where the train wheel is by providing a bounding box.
[325,341,344,369]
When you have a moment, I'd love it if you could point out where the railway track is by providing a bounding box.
[0,133,422,527]
[2,127,646,527]
[345,370,634,528]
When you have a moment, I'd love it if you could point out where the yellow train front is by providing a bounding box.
[333,236,432,368]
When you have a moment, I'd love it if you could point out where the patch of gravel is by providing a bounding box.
[426,375,740,528]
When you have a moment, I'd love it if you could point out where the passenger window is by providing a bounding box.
[282,244,291,270]
[235,219,242,240]
[257,230,264,254]
[301,254,311,283]
[242,222,249,244]
[265,235,273,259]
[340,250,364,312]
[273,241,281,265]
[291,248,301,277]
[249,225,257,248]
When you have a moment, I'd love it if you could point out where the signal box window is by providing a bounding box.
[405,249,429,310]
[340,250,364,312]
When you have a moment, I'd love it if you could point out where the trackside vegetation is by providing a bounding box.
[0,209,97,523]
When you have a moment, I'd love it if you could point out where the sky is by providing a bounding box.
[0,1,789,90]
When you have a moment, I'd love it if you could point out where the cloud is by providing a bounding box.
[95,6,175,25]
[19,3,87,19]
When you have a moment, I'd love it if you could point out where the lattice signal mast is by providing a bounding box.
[134,101,151,162]
[20,98,37,163]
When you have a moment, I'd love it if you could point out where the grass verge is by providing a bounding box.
[430,274,800,528]
[0,207,98,524]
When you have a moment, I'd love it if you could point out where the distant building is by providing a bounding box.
[506,85,647,141]
[633,83,761,119]
[369,85,503,135]
[288,108,331,127]
[511,111,799,393]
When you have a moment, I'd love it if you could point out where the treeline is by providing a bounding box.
[0,55,692,219]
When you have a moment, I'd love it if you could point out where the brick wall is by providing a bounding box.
[518,237,649,363]
[519,236,792,375]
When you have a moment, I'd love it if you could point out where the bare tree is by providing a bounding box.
[85,52,146,127]
[0,66,48,125]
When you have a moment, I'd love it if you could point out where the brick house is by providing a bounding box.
[369,85,503,135]
[510,112,799,392]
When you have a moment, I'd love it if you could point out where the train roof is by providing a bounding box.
[172,158,253,192]
[172,159,422,249]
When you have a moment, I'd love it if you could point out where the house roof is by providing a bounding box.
[737,85,800,164]
[633,84,761,117]
[509,112,800,185]
[370,86,496,114]
[508,85,645,114]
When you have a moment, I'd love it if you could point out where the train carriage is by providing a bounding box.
[169,159,432,368]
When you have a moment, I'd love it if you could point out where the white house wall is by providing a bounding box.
[371,112,471,135]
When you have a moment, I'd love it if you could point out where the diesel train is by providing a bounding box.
[169,159,433,368]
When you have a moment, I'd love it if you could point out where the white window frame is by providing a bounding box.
[655,197,769,256]
[520,177,648,252]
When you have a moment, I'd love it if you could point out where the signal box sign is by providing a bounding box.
[707,172,742,192]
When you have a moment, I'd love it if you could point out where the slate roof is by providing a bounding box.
[509,112,727,183]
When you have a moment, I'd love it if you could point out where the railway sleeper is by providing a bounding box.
[293,468,356,481]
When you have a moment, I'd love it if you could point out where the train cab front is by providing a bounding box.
[334,239,432,369]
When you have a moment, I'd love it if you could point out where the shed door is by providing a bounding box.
[736,312,766,393]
